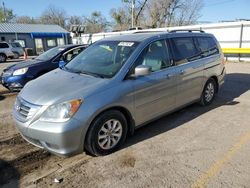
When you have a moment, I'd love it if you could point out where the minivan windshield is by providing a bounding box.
[65,41,138,78]
[36,46,65,61]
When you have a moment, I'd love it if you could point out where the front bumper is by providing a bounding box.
[14,118,85,156]
[1,74,28,90]
[12,97,87,156]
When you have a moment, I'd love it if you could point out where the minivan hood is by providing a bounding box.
[19,69,110,106]
[8,59,45,70]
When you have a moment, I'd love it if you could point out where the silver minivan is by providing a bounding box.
[13,30,225,156]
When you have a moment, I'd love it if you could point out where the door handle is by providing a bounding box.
[179,70,186,75]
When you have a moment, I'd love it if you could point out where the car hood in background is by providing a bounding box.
[7,59,46,70]
[19,69,110,106]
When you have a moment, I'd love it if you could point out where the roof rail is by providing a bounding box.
[133,30,164,34]
[169,29,205,33]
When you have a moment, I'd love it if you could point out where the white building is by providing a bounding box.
[72,21,250,61]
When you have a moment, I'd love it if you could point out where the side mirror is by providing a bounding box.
[134,65,151,77]
[59,60,66,68]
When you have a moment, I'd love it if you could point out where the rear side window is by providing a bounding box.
[0,43,9,48]
[171,37,200,65]
[196,37,219,58]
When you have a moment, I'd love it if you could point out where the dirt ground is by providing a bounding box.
[0,62,250,188]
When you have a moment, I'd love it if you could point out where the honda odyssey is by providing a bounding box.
[13,30,225,156]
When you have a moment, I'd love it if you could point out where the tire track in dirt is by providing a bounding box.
[0,150,53,185]
[0,92,19,142]
[0,140,59,186]
[0,134,25,145]
[0,134,39,161]
[0,133,92,187]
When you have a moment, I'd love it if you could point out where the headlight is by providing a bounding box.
[40,99,82,122]
[13,68,28,76]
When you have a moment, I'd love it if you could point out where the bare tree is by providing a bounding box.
[110,0,149,30]
[110,8,130,31]
[121,0,149,27]
[68,16,83,25]
[14,16,37,24]
[174,0,203,26]
[39,5,67,28]
[64,16,83,31]
[134,0,149,26]
[83,11,109,33]
[145,0,203,28]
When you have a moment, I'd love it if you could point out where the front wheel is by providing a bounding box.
[200,78,217,106]
[85,110,128,156]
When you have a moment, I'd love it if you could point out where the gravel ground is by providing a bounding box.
[0,62,250,188]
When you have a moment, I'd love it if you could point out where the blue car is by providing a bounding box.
[0,44,86,91]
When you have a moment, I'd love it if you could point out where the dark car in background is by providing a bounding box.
[0,44,86,91]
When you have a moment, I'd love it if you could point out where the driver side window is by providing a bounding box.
[133,40,171,72]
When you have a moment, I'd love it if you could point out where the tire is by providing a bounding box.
[0,54,7,63]
[200,78,217,106]
[85,110,128,156]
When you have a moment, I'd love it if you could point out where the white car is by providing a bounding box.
[0,42,17,62]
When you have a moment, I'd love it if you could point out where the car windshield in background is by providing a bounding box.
[10,42,22,48]
[36,46,65,61]
[65,41,138,78]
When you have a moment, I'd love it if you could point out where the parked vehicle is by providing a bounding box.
[13,30,225,157]
[1,44,86,91]
[0,42,15,62]
[10,42,25,58]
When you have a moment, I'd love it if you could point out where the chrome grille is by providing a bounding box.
[14,97,41,122]
[18,103,30,118]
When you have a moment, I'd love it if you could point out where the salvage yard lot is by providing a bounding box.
[0,62,250,188]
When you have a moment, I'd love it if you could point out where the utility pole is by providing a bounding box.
[2,2,6,22]
[131,0,135,28]
[123,0,135,28]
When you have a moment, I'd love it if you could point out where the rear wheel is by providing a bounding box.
[0,54,7,63]
[200,78,217,106]
[85,110,128,156]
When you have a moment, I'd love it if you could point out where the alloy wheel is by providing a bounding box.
[205,82,215,102]
[98,119,123,150]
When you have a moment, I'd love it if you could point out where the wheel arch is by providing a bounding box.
[209,75,219,93]
[0,53,7,58]
[85,105,135,140]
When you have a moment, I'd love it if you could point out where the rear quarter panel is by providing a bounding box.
[203,54,225,88]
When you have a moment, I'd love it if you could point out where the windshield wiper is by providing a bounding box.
[62,67,105,78]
